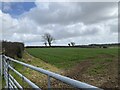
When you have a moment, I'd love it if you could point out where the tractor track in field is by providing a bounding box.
[50,57,119,89]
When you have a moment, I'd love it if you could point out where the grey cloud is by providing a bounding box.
[1,2,118,46]
[42,23,100,40]
[23,2,117,25]
[3,33,42,43]
[110,24,118,33]
[104,19,118,33]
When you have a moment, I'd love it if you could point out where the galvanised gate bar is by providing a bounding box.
[0,55,102,90]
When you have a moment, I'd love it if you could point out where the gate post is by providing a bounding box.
[7,58,10,89]
[0,55,2,90]
[2,55,4,77]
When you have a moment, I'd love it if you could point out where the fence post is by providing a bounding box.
[0,55,2,90]
[1,55,4,76]
[7,58,10,89]
[0,55,2,76]
[48,75,51,89]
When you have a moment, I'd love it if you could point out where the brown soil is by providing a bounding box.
[51,57,119,89]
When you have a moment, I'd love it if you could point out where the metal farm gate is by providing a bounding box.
[0,55,101,90]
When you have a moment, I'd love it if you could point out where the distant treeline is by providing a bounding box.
[1,41,24,58]
[88,43,120,47]
[26,43,120,48]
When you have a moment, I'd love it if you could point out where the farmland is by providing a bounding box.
[5,47,118,89]
[26,47,118,88]
[26,48,118,69]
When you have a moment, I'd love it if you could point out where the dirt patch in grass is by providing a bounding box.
[50,54,118,89]
[61,57,119,89]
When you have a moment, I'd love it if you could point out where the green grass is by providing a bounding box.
[4,51,60,88]
[26,48,118,69]
[3,47,118,88]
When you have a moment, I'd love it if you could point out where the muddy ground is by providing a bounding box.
[49,55,119,90]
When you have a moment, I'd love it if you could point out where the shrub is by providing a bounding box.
[2,41,24,58]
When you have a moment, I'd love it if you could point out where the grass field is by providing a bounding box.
[5,47,118,88]
[25,47,118,88]
[8,51,61,88]
[26,48,118,69]
[25,47,119,88]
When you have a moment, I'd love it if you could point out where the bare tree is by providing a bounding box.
[44,42,47,46]
[42,33,55,46]
[71,42,75,46]
[68,43,70,46]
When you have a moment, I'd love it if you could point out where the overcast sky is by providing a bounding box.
[0,1,118,46]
